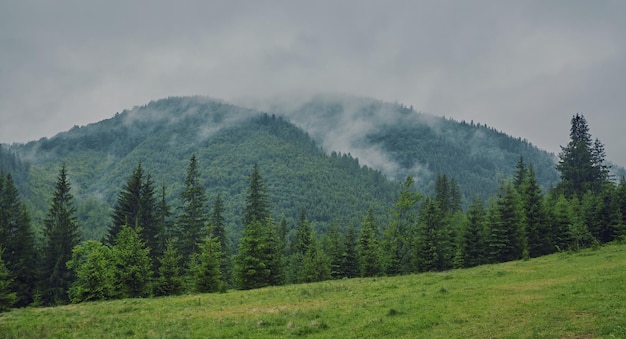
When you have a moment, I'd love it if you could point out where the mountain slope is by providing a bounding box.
[12,97,398,240]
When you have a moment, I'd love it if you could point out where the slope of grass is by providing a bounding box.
[2,243,625,338]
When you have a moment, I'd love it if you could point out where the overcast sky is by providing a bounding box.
[1,1,625,165]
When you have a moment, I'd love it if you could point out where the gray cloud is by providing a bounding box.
[1,0,625,165]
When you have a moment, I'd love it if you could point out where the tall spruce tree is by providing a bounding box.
[521,164,550,257]
[235,164,281,289]
[209,194,231,286]
[107,163,160,262]
[455,197,486,268]
[341,224,359,279]
[0,173,37,307]
[557,114,610,197]
[41,164,81,305]
[357,208,383,277]
[177,154,209,262]
[383,176,421,275]
[111,225,153,299]
[190,237,223,293]
[415,198,446,272]
[486,182,524,263]
[288,208,313,283]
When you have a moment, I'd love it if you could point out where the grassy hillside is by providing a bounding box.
[2,243,625,338]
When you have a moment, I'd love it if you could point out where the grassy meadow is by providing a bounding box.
[1,243,625,338]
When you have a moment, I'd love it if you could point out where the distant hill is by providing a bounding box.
[4,95,563,239]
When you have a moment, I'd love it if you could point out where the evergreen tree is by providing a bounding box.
[521,164,550,257]
[383,176,421,275]
[154,241,185,296]
[288,208,313,283]
[155,185,173,250]
[486,182,524,263]
[41,164,81,305]
[357,208,383,277]
[209,194,231,286]
[455,197,486,268]
[235,219,271,290]
[243,163,270,226]
[595,185,624,243]
[190,237,223,293]
[66,240,115,303]
[341,224,359,279]
[235,164,280,289]
[556,114,610,197]
[0,246,17,312]
[513,156,528,191]
[177,154,209,262]
[0,173,37,307]
[324,223,345,279]
[301,235,331,283]
[415,198,446,271]
[550,194,574,251]
[111,225,153,299]
[107,163,160,263]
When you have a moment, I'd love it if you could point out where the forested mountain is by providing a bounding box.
[3,95,564,239]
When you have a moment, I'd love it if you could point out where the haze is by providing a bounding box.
[1,1,625,165]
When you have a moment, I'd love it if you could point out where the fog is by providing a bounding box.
[2,1,625,165]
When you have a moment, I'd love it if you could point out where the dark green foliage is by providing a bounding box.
[235,165,282,289]
[235,219,272,290]
[288,208,313,283]
[0,173,37,307]
[154,241,184,297]
[341,224,359,279]
[383,176,421,275]
[66,240,114,303]
[41,165,81,305]
[243,163,270,226]
[357,208,383,277]
[107,163,161,265]
[111,225,153,299]
[0,246,17,312]
[301,237,331,283]
[556,114,610,197]
[521,164,550,257]
[176,154,209,262]
[190,237,223,293]
[209,194,231,286]
[486,182,524,263]
[415,198,446,272]
[323,223,345,279]
[456,197,486,268]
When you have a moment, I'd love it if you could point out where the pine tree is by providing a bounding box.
[415,198,445,271]
[557,114,610,197]
[191,237,223,293]
[66,240,115,303]
[513,156,527,191]
[357,208,383,277]
[177,154,209,262]
[0,246,17,312]
[323,223,345,279]
[521,164,550,257]
[235,164,280,289]
[341,224,359,279]
[456,197,486,268]
[288,208,313,283]
[550,194,574,251]
[209,194,231,286]
[486,182,524,263]
[154,241,185,296]
[111,225,153,299]
[0,173,37,307]
[107,163,160,263]
[41,164,81,305]
[383,176,421,275]
[301,235,331,283]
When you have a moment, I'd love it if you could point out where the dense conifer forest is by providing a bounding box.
[1,96,625,309]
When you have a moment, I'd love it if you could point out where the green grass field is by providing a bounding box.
[2,243,625,338]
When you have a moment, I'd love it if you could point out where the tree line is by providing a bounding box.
[1,113,625,310]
